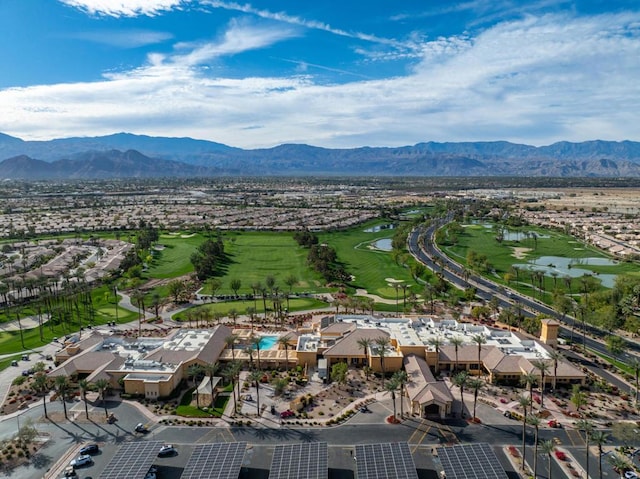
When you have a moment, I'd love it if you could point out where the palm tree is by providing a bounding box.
[471,334,486,376]
[547,349,564,391]
[449,337,464,373]
[591,430,609,479]
[577,419,594,479]
[608,454,632,479]
[527,415,541,479]
[54,375,70,420]
[33,373,49,419]
[428,336,444,374]
[225,334,238,360]
[250,334,262,370]
[518,395,532,470]
[188,364,203,408]
[94,378,110,418]
[393,370,408,418]
[246,306,256,331]
[248,369,263,417]
[453,371,469,418]
[531,359,550,408]
[385,378,400,419]
[202,362,220,408]
[520,372,537,414]
[357,337,372,368]
[222,360,242,415]
[540,439,555,479]
[375,336,391,387]
[131,289,145,337]
[78,379,92,420]
[277,336,291,371]
[468,377,484,420]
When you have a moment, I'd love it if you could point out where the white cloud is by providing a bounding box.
[1,11,639,148]
[59,0,189,17]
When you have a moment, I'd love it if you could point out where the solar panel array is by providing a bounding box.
[355,442,418,479]
[438,443,508,479]
[181,442,247,479]
[99,441,163,479]
[269,442,328,479]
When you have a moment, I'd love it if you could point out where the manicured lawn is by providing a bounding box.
[174,297,328,321]
[146,233,202,278]
[320,221,419,299]
[176,387,228,417]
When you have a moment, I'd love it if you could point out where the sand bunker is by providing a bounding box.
[385,278,404,283]
[511,247,532,259]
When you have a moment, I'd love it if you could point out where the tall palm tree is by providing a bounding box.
[357,337,372,368]
[225,334,238,360]
[608,455,632,479]
[591,430,609,479]
[248,369,263,417]
[449,337,464,373]
[518,395,532,471]
[78,379,92,420]
[223,360,242,414]
[547,349,564,391]
[385,378,400,419]
[188,364,203,408]
[577,419,594,479]
[375,336,391,387]
[94,378,110,418]
[54,375,70,420]
[277,336,290,371]
[202,362,220,408]
[532,359,551,408]
[471,334,486,376]
[33,373,49,419]
[393,370,408,418]
[527,415,541,479]
[250,334,262,370]
[468,377,484,420]
[540,439,555,479]
[520,372,538,414]
[453,371,469,418]
[428,336,444,374]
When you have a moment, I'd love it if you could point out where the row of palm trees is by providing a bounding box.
[30,363,111,421]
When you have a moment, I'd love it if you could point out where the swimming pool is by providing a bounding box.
[258,335,279,350]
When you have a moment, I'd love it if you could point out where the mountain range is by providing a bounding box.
[1,132,640,179]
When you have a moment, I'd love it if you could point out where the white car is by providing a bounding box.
[624,471,638,479]
[158,444,177,457]
[70,454,93,468]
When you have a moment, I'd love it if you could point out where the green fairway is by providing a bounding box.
[146,233,202,278]
[440,222,637,297]
[320,221,419,299]
[202,231,327,295]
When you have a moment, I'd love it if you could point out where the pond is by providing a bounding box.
[514,256,618,288]
[372,238,393,251]
[364,224,396,233]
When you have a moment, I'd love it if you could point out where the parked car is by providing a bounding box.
[158,444,177,457]
[548,420,562,428]
[280,410,295,418]
[79,444,99,455]
[625,471,638,479]
[61,466,77,478]
[11,360,18,367]
[70,455,93,468]
[135,423,149,433]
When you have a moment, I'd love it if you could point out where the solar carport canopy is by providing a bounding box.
[99,440,163,479]
[181,442,247,479]
[438,443,509,479]
[269,442,328,479]
[355,442,418,479]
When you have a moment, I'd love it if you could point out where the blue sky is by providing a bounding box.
[0,0,639,148]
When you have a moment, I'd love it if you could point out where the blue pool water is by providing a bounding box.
[259,335,279,350]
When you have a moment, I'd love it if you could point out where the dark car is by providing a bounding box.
[79,444,99,455]
[280,410,295,418]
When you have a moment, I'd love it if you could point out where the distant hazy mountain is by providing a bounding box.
[1,132,640,178]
